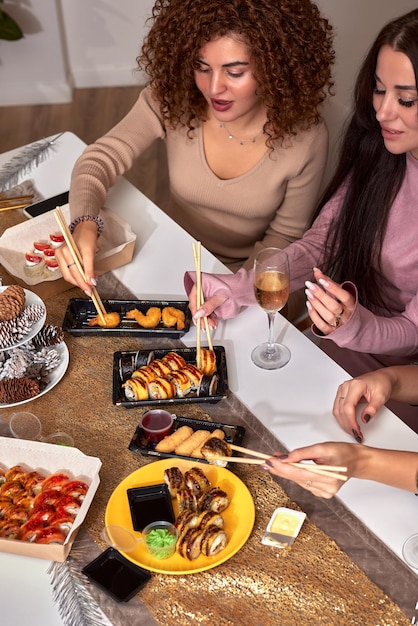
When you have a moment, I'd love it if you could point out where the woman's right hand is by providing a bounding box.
[55,222,98,294]
[332,369,395,442]
[188,284,227,330]
[263,442,359,498]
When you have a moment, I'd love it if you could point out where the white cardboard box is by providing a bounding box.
[0,436,101,561]
[0,205,136,299]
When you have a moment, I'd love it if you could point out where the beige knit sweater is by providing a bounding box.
[70,87,329,271]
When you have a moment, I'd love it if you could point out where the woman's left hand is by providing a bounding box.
[304,267,355,334]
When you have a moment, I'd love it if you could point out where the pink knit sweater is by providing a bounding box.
[185,152,418,366]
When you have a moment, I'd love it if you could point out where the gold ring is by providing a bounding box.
[305,480,312,489]
[335,308,344,319]
[67,262,76,268]
[330,317,341,328]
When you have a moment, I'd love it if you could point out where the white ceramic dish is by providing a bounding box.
[0,342,69,409]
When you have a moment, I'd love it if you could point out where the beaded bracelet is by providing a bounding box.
[69,215,104,235]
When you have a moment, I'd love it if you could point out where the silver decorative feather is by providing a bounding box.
[48,540,111,626]
[0,132,65,191]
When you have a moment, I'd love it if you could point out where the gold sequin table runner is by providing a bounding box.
[0,270,416,625]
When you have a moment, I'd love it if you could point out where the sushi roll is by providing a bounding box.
[167,370,193,398]
[182,364,203,390]
[122,377,149,401]
[148,377,176,400]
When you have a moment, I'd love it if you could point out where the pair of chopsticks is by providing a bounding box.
[0,194,34,212]
[192,241,213,369]
[53,206,107,325]
[217,443,348,481]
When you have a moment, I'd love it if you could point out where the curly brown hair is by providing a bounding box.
[137,0,334,144]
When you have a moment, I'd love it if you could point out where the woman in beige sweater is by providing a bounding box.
[57,0,334,320]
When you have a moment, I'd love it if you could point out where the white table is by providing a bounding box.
[1,132,417,625]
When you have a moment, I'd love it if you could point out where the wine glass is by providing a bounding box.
[251,247,291,370]
[402,534,418,569]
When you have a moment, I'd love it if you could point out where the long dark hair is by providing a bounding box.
[318,9,418,311]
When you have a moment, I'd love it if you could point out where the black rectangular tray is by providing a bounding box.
[129,415,245,465]
[62,298,192,338]
[113,346,229,407]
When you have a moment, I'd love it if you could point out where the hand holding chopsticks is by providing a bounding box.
[53,206,107,325]
[221,443,348,481]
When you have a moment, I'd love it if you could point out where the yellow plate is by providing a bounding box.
[105,458,255,575]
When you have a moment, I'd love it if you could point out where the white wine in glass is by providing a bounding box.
[252,247,291,369]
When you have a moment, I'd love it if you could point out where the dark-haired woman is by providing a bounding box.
[186,9,418,428]
[56,0,334,322]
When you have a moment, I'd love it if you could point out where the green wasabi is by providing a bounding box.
[146,528,176,558]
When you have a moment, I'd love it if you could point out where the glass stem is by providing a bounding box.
[266,312,277,355]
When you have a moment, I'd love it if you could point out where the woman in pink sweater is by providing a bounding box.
[56,0,334,322]
[186,9,418,431]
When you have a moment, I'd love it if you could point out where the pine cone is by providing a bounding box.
[20,303,44,323]
[0,320,16,348]
[32,325,64,348]
[0,377,40,403]
[0,285,25,321]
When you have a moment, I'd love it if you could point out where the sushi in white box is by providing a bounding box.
[0,436,101,561]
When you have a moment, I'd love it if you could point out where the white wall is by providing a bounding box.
[60,0,154,88]
[0,0,71,105]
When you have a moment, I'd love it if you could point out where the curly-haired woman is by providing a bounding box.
[57,0,334,322]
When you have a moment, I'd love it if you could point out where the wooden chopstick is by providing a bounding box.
[0,194,34,207]
[0,202,31,212]
[192,241,213,368]
[53,207,107,324]
[211,456,265,466]
[193,241,202,368]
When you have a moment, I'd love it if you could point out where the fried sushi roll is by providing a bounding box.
[184,467,211,497]
[162,351,187,371]
[198,487,230,513]
[176,488,198,514]
[147,359,172,378]
[131,366,157,384]
[195,510,224,530]
[181,364,203,390]
[148,377,176,400]
[191,429,225,459]
[167,370,193,397]
[164,467,185,498]
[122,377,149,401]
[175,510,200,535]
[176,527,203,560]
[199,348,217,376]
[200,437,232,466]
[200,525,227,557]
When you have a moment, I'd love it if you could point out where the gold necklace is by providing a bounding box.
[219,122,264,145]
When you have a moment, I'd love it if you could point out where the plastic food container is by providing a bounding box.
[142,521,178,559]
[262,507,306,549]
